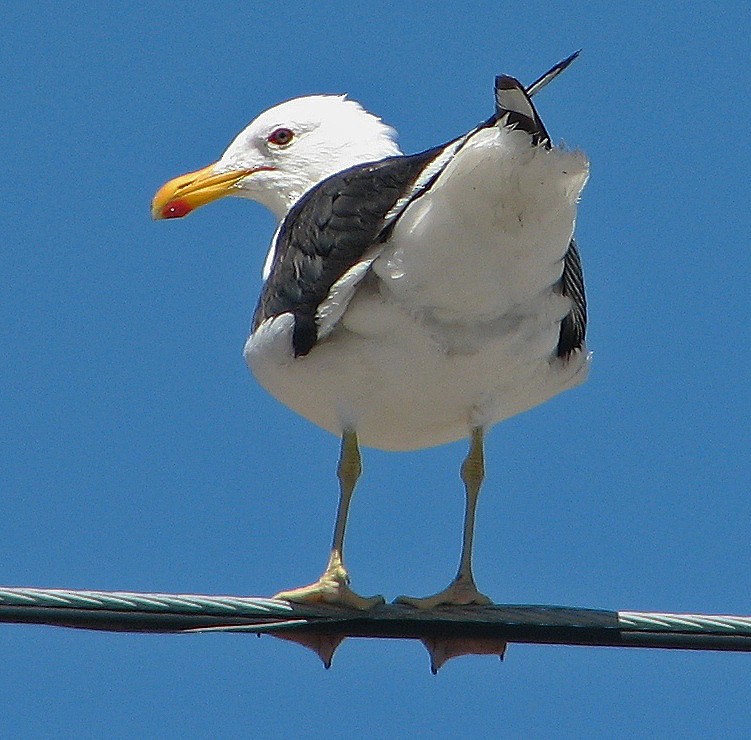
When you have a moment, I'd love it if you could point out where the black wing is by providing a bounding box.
[557,238,587,358]
[252,146,446,357]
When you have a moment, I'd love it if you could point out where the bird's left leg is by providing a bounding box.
[274,429,385,610]
[396,426,492,609]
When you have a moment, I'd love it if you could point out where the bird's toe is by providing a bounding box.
[395,576,492,610]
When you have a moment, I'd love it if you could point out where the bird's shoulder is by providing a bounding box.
[252,144,448,356]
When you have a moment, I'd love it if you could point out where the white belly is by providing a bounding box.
[244,126,590,451]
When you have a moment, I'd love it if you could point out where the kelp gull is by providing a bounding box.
[152,53,589,611]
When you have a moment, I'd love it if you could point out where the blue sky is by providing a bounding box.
[2,1,750,737]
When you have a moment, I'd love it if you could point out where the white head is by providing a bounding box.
[153,95,401,222]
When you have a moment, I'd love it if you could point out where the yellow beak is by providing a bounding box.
[151,163,270,220]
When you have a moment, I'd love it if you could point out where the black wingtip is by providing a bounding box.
[495,73,523,91]
[526,50,582,98]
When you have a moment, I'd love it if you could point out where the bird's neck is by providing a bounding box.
[251,176,312,221]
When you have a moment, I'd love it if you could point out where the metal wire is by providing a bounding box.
[0,587,294,615]
[2,586,750,655]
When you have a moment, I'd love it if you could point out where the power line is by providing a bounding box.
[2,586,749,672]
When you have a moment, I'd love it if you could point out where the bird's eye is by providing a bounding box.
[267,127,294,146]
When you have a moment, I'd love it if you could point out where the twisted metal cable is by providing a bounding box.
[1,585,750,655]
[0,587,293,615]
[619,611,751,632]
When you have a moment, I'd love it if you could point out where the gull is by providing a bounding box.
[152,54,589,611]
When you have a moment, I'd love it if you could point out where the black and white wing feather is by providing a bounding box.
[494,74,551,146]
[557,238,587,357]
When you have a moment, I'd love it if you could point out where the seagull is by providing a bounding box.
[152,54,589,611]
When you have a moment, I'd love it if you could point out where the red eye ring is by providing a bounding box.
[267,127,294,146]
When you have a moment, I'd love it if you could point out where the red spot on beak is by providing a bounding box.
[161,199,193,219]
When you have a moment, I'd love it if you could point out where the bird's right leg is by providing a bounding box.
[396,426,492,609]
[274,429,385,610]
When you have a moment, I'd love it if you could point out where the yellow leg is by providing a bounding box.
[274,430,385,610]
[396,426,492,609]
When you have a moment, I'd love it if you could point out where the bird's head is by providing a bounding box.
[152,95,401,222]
